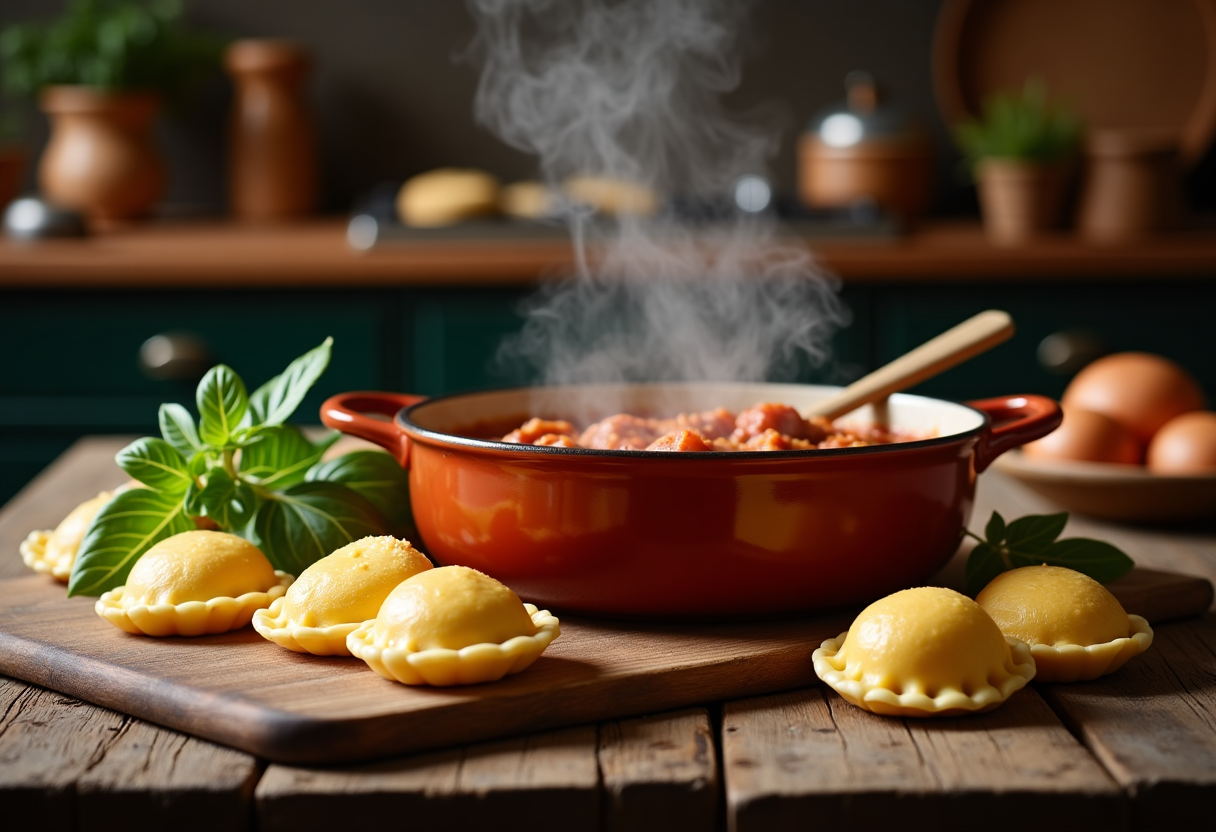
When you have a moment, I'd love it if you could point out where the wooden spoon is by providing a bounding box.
[805,309,1015,421]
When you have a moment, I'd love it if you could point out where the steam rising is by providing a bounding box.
[468,0,847,392]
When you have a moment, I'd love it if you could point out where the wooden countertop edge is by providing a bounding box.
[1,219,1214,287]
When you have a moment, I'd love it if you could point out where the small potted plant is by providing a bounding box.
[0,0,220,223]
[955,80,1082,245]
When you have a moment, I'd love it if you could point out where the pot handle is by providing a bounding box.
[966,394,1062,473]
[320,391,425,468]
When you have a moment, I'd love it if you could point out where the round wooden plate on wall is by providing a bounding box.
[933,0,1216,166]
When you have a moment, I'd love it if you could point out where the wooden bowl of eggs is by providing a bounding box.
[995,352,1216,523]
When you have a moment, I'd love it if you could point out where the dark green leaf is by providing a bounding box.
[158,403,200,458]
[965,542,1008,596]
[115,437,190,495]
[196,364,248,447]
[197,468,259,529]
[1003,512,1068,557]
[68,488,194,596]
[238,425,326,489]
[184,480,205,516]
[306,450,414,534]
[244,481,387,575]
[1012,538,1135,583]
[248,337,333,427]
[187,450,209,478]
[984,511,1006,545]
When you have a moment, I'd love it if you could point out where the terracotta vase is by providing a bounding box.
[38,86,165,223]
[1077,130,1184,242]
[224,40,318,221]
[976,159,1067,246]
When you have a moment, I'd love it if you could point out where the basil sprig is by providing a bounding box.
[68,337,414,597]
[964,510,1134,596]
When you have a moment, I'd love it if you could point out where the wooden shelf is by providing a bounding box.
[1,219,1214,288]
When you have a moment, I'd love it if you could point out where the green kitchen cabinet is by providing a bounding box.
[0,289,398,506]
[873,281,1216,403]
[2,278,1214,508]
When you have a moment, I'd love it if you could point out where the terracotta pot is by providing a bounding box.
[224,40,317,221]
[799,136,933,220]
[38,86,165,222]
[321,383,1060,620]
[0,146,26,210]
[976,159,1067,246]
[1077,130,1184,242]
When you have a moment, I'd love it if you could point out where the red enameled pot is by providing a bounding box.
[321,383,1060,619]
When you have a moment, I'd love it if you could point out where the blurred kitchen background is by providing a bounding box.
[1,0,1215,507]
[3,0,1212,215]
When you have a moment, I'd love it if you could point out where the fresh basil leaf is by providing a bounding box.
[197,364,249,447]
[306,450,414,534]
[185,480,205,516]
[158,403,201,458]
[239,425,326,489]
[1003,512,1068,556]
[68,489,194,596]
[115,437,191,495]
[1012,538,1135,583]
[244,481,386,575]
[248,337,333,427]
[187,451,209,478]
[965,541,1007,596]
[984,511,1006,545]
[197,468,259,529]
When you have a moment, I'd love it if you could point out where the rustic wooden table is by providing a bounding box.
[2,438,1215,831]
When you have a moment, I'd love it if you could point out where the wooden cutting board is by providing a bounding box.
[0,568,1209,765]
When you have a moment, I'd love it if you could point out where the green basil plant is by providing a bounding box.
[68,338,413,596]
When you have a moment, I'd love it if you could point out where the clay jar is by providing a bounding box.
[37,86,165,223]
[799,72,933,221]
[225,40,317,221]
[1077,130,1183,242]
[975,159,1068,246]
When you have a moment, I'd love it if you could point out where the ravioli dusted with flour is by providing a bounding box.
[95,530,292,637]
[347,565,560,686]
[21,491,113,582]
[813,586,1036,717]
[976,565,1153,683]
[253,536,432,656]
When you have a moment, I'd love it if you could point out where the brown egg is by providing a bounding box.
[1023,408,1143,465]
[1062,353,1206,443]
[1147,412,1216,474]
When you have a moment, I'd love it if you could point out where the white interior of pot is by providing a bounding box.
[406,383,985,439]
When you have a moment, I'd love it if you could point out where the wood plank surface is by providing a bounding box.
[1040,616,1216,831]
[0,675,258,832]
[0,573,847,764]
[598,708,719,832]
[2,220,1214,287]
[722,687,1123,832]
[257,725,599,832]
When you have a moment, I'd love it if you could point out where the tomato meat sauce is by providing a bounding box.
[500,402,919,452]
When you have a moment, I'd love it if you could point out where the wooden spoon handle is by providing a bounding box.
[806,310,1015,421]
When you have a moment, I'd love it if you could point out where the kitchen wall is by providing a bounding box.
[2,0,1213,216]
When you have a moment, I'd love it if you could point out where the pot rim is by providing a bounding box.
[393,383,990,461]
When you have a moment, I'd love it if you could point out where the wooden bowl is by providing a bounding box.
[994,450,1216,523]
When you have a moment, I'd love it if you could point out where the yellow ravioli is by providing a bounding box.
[977,565,1153,683]
[813,586,1036,717]
[347,565,560,686]
[21,491,113,582]
[253,536,433,655]
[96,530,292,637]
